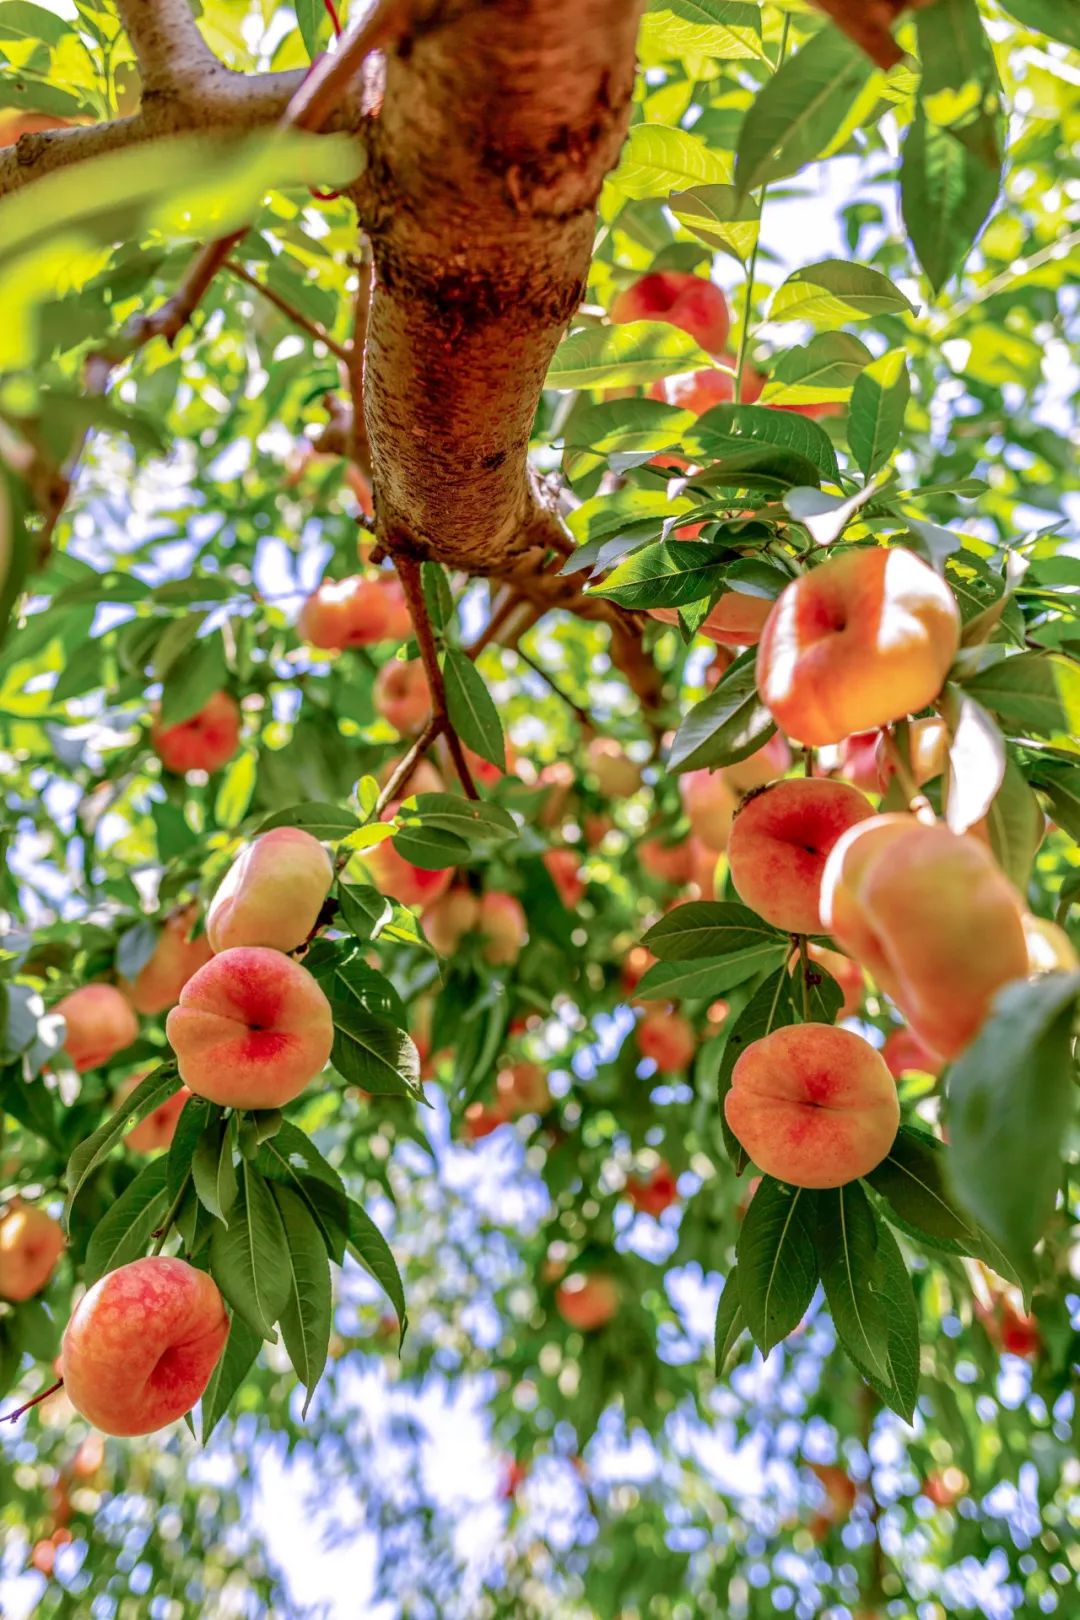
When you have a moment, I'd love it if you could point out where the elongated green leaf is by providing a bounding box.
[591,540,730,610]
[200,1312,263,1444]
[273,1185,332,1416]
[963,651,1080,737]
[209,1164,291,1340]
[257,1122,348,1264]
[735,28,877,196]
[158,631,228,728]
[256,802,361,838]
[860,1218,920,1421]
[848,349,911,478]
[900,109,1000,294]
[403,792,515,845]
[84,1159,170,1286]
[644,901,784,962]
[669,184,760,264]
[668,647,776,772]
[548,322,713,390]
[66,1064,181,1220]
[997,0,1080,45]
[336,883,428,951]
[331,1003,423,1101]
[639,0,763,65]
[685,402,840,483]
[636,942,789,1002]
[760,333,873,407]
[192,1117,239,1226]
[815,1183,890,1381]
[770,261,916,327]
[347,1198,407,1342]
[867,1126,1018,1284]
[714,1266,747,1374]
[441,649,506,771]
[614,123,733,201]
[737,1179,818,1353]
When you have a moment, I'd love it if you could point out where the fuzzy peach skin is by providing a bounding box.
[649,359,765,413]
[0,1206,64,1301]
[55,984,139,1072]
[115,1073,192,1153]
[724,1023,900,1188]
[649,589,774,648]
[728,778,876,935]
[681,768,737,853]
[298,575,392,650]
[373,658,431,735]
[151,690,241,775]
[123,906,212,1016]
[821,816,1029,1060]
[364,836,454,909]
[207,827,333,955]
[166,947,333,1108]
[611,271,730,353]
[61,1257,229,1437]
[637,1007,695,1073]
[555,1272,620,1332]
[756,548,960,746]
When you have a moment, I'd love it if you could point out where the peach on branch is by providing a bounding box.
[376,574,414,642]
[649,359,765,414]
[640,836,696,887]
[116,1073,192,1152]
[724,1023,899,1188]
[495,1060,551,1117]
[166,946,333,1108]
[61,1256,229,1437]
[586,736,641,798]
[637,1007,695,1073]
[55,984,139,1072]
[544,847,585,909]
[875,715,948,791]
[298,575,393,650]
[537,760,576,826]
[611,271,730,353]
[834,732,882,793]
[791,943,864,1019]
[681,768,736,853]
[649,589,774,648]
[0,1205,64,1301]
[151,690,241,775]
[822,816,1029,1060]
[462,1100,510,1141]
[478,891,528,964]
[422,888,481,955]
[462,740,515,789]
[756,548,960,747]
[881,1025,942,1079]
[555,1271,620,1332]
[626,1161,679,1217]
[728,777,875,935]
[207,827,333,955]
[373,658,431,735]
[123,905,212,1016]
[722,732,792,794]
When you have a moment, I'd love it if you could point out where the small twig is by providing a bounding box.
[372,715,446,819]
[152,1173,192,1257]
[879,731,937,825]
[1,1378,63,1424]
[393,553,478,799]
[515,645,592,731]
[223,258,350,359]
[803,745,814,778]
[796,935,812,1022]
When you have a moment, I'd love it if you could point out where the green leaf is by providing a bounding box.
[331,1003,423,1101]
[848,349,911,478]
[209,1163,291,1340]
[760,333,873,407]
[347,1198,407,1342]
[713,1266,746,1374]
[192,1117,239,1226]
[591,540,730,610]
[770,261,916,327]
[52,639,104,704]
[390,821,471,871]
[272,1185,332,1416]
[421,562,454,631]
[214,751,257,829]
[685,402,840,483]
[562,396,696,483]
[814,1183,890,1381]
[635,942,789,1002]
[200,1312,263,1444]
[735,28,878,195]
[644,901,784,962]
[1030,762,1080,847]
[668,647,776,773]
[158,631,228,728]
[736,1179,818,1353]
[859,1218,921,1421]
[0,2,70,44]
[114,920,158,982]
[639,0,763,65]
[255,802,362,838]
[963,651,1080,737]
[65,1064,182,1220]
[165,1094,209,1199]
[867,1126,1019,1283]
[441,648,506,771]
[547,321,713,390]
[326,954,407,1030]
[668,184,760,264]
[947,972,1080,1284]
[83,1159,170,1286]
[256,1122,348,1264]
[613,123,733,201]
[916,0,1003,156]
[294,0,328,58]
[336,883,429,951]
[997,0,1080,45]
[403,792,516,847]
[900,109,1000,294]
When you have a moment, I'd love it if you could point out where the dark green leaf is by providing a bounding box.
[736,1179,818,1353]
[644,901,784,962]
[713,1267,746,1374]
[848,349,911,478]
[84,1159,170,1286]
[255,803,362,838]
[867,1125,1019,1284]
[158,631,228,728]
[900,109,1000,294]
[347,1198,407,1342]
[256,1122,348,1264]
[331,1004,423,1101]
[209,1163,291,1340]
[192,1116,239,1226]
[815,1182,890,1381]
[66,1064,182,1219]
[997,0,1080,45]
[442,649,506,771]
[591,539,731,609]
[685,402,840,482]
[735,28,878,195]
[273,1185,332,1416]
[200,1312,263,1443]
[963,651,1080,737]
[668,647,776,773]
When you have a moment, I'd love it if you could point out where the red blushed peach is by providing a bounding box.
[462,740,516,790]
[422,888,480,955]
[821,816,1029,1060]
[611,271,730,353]
[637,1007,696,1073]
[544,848,585,908]
[626,1161,679,1217]
[365,837,453,909]
[999,1300,1041,1358]
[55,984,139,1072]
[587,737,641,798]
[681,768,736,853]
[835,732,882,793]
[555,1272,620,1332]
[478,891,527,964]
[881,1025,942,1079]
[61,1256,229,1437]
[207,827,333,955]
[151,691,242,775]
[116,1073,192,1152]
[298,575,392,650]
[373,658,431,735]
[757,548,960,747]
[649,589,774,649]
[725,1023,899,1188]
[649,358,765,414]
[166,947,333,1108]
[496,1060,551,1117]
[875,715,948,791]
[722,732,792,794]
[728,778,876,935]
[123,905,212,1016]
[0,1206,64,1301]
[640,836,697,887]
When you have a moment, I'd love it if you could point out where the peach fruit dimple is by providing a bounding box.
[756,548,960,746]
[724,1023,899,1188]
[611,272,730,353]
[0,1206,64,1301]
[728,777,876,935]
[61,1256,229,1437]
[123,905,212,1016]
[166,946,334,1108]
[821,816,1029,1060]
[151,691,241,775]
[207,827,333,955]
[55,984,139,1072]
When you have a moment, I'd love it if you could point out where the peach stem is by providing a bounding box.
[0,1378,63,1424]
[879,730,938,826]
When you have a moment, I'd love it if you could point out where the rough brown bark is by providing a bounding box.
[359,0,645,573]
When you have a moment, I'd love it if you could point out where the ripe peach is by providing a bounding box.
[1023,913,1079,974]
[151,690,242,775]
[462,1100,509,1141]
[376,574,413,641]
[756,548,960,747]
[681,768,736,853]
[298,575,392,650]
[478,891,527,964]
[881,1025,942,1079]
[61,1256,229,1437]
[875,715,948,791]
[116,1073,192,1152]
[496,1060,551,1117]
[166,946,334,1108]
[626,1161,679,1217]
[555,1272,620,1332]
[422,888,480,955]
[650,588,775,648]
[55,984,139,1072]
[544,847,585,908]
[123,905,212,1016]
[821,817,1029,1059]
[31,1538,55,1577]
[724,1023,899,1188]
[378,754,444,797]
[1000,1300,1041,1359]
[728,778,875,935]
[637,1007,695,1073]
[722,732,792,794]
[366,836,453,909]
[649,359,765,414]
[373,658,430,734]
[640,836,696,887]
[0,1205,64,1301]
[538,760,577,825]
[0,112,72,146]
[587,737,641,798]
[835,732,882,794]
[611,271,730,353]
[207,827,333,955]
[462,740,515,790]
